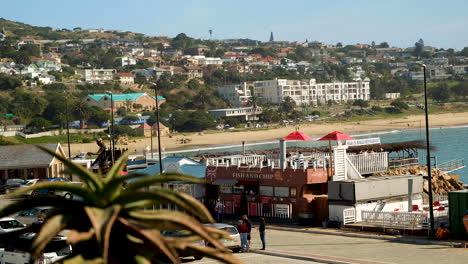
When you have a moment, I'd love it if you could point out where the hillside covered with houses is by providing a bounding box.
[1,18,468,140]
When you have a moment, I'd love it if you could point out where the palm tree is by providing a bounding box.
[72,100,91,129]
[0,146,241,264]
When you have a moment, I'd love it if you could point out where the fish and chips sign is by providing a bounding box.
[232,171,283,181]
[346,137,381,146]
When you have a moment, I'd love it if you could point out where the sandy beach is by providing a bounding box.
[67,112,468,156]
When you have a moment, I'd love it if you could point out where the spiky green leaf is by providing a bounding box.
[124,173,205,192]
[32,214,68,256]
[10,182,102,206]
[104,152,129,183]
[84,205,121,262]
[36,145,102,191]
[128,210,226,250]
[119,217,180,264]
[115,190,214,222]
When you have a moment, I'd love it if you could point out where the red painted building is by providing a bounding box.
[205,166,329,223]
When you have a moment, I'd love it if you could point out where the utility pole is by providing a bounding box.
[151,83,163,174]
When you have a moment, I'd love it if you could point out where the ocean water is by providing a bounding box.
[166,126,468,183]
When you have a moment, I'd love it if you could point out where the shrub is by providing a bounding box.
[385,107,402,114]
[371,106,383,112]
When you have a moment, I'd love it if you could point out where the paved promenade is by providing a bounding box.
[194,229,468,264]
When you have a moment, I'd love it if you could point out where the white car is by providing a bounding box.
[0,217,26,233]
[0,233,72,264]
[204,223,241,253]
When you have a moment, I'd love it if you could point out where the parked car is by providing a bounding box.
[15,207,50,226]
[0,233,71,264]
[31,178,75,199]
[204,223,241,253]
[162,230,205,260]
[0,178,28,194]
[0,217,26,233]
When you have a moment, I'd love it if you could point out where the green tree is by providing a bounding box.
[121,115,140,125]
[112,124,137,136]
[72,101,92,128]
[260,109,282,123]
[352,99,369,109]
[0,147,240,264]
[429,82,450,102]
[460,47,468,57]
[41,93,69,128]
[280,96,296,113]
[28,117,52,132]
[390,99,409,110]
[451,82,468,99]
[0,73,22,90]
[88,106,109,127]
[378,42,389,48]
[42,83,68,93]
[413,38,424,58]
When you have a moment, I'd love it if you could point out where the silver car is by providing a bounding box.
[204,223,241,253]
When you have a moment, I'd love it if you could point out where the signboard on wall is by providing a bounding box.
[275,204,290,217]
[346,137,381,146]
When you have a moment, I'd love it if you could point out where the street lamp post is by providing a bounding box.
[64,94,71,159]
[419,63,435,237]
[108,92,115,165]
[151,83,163,174]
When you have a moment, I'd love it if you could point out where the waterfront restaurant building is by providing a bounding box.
[205,155,330,223]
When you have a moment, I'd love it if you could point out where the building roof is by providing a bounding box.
[88,93,165,102]
[136,156,206,179]
[138,123,151,129]
[115,72,134,77]
[0,144,63,169]
[151,122,168,129]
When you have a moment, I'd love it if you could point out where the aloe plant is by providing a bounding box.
[0,145,241,264]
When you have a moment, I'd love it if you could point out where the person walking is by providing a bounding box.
[242,215,252,245]
[259,217,266,250]
[237,219,249,252]
[214,198,225,223]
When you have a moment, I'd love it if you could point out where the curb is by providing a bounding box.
[251,249,353,264]
[268,226,458,247]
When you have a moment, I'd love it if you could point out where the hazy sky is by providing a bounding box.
[2,0,468,49]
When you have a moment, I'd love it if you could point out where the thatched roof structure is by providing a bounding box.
[196,140,435,158]
[347,140,436,154]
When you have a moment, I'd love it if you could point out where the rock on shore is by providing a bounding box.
[373,166,465,194]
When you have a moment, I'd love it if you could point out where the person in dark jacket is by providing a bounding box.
[259,217,266,250]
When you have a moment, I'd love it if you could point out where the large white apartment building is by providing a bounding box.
[83,69,116,83]
[218,78,370,107]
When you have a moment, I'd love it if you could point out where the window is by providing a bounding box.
[274,187,289,197]
[233,186,244,194]
[220,186,232,194]
[259,186,273,196]
[290,187,297,197]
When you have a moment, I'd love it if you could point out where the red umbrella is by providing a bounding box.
[283,131,313,141]
[318,131,355,141]
[318,131,354,179]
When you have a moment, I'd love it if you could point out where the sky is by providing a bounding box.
[1,0,468,49]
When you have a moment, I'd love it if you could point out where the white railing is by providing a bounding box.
[343,207,356,224]
[361,210,428,229]
[437,158,465,173]
[361,209,449,231]
[346,156,363,179]
[348,152,388,174]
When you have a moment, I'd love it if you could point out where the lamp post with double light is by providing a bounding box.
[64,93,71,159]
[107,91,115,165]
[418,63,435,237]
[151,83,163,174]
